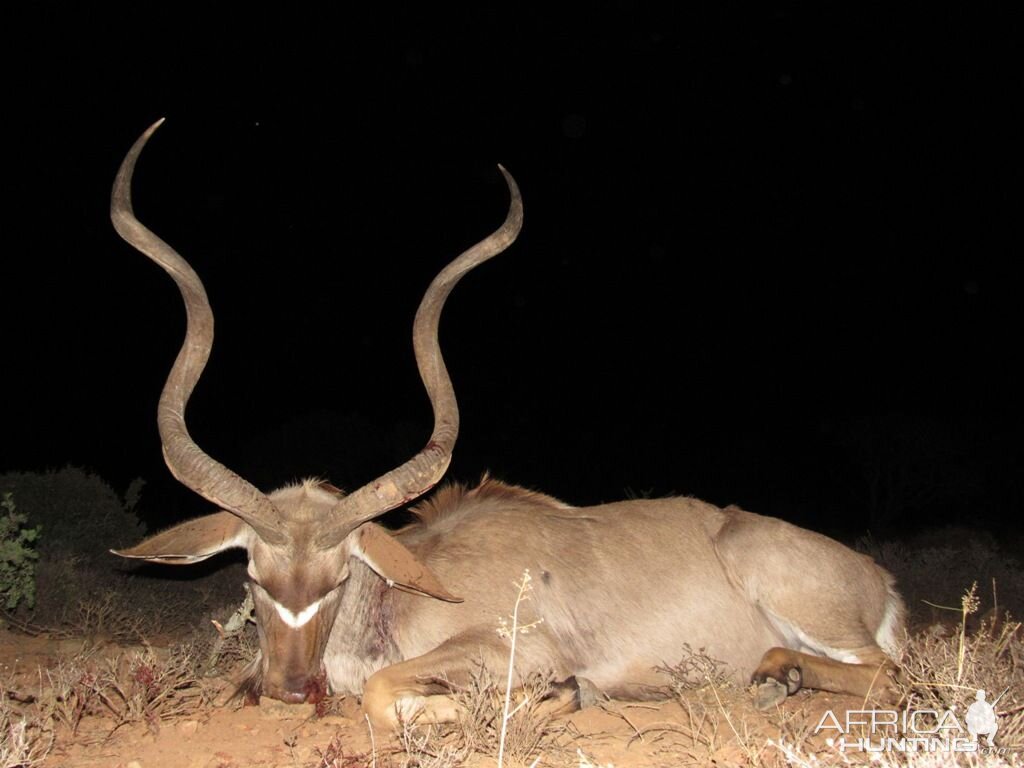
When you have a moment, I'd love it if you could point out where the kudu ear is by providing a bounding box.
[111,511,250,565]
[352,524,463,603]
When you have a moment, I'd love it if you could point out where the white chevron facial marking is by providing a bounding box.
[271,597,323,629]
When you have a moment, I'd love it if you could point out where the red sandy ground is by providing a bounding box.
[1,629,860,768]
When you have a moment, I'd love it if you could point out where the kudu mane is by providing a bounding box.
[410,474,569,525]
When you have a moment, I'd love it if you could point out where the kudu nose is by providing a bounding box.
[276,688,309,704]
[264,672,327,705]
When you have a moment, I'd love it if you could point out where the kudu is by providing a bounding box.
[111,119,905,730]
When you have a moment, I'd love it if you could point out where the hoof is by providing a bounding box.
[545,675,605,714]
[574,676,604,709]
[754,679,789,710]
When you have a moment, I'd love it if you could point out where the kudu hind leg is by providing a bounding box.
[752,645,899,709]
[713,506,904,708]
[362,628,581,732]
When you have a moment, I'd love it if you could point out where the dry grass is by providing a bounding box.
[314,732,392,768]
[42,641,219,738]
[0,637,227,766]
[899,584,1023,752]
[657,643,734,695]
[456,666,567,764]
[388,669,569,768]
[0,684,53,768]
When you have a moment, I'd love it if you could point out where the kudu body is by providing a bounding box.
[112,121,904,730]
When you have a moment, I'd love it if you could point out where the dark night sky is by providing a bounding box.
[2,7,1021,535]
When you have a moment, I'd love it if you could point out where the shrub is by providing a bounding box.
[860,526,1024,626]
[0,467,246,640]
[0,467,144,559]
[0,492,41,611]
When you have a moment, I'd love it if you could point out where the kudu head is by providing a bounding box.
[110,119,523,703]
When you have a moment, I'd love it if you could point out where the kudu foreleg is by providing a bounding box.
[361,628,583,732]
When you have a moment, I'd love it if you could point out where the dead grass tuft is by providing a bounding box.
[899,584,1024,751]
[0,683,53,767]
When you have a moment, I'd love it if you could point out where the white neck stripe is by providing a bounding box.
[272,597,323,629]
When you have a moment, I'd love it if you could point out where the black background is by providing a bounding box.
[3,6,1021,536]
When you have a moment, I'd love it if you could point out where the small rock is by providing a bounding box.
[177,719,200,736]
[125,761,143,768]
[258,695,316,719]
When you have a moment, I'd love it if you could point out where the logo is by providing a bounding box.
[814,689,1006,754]
[965,689,998,747]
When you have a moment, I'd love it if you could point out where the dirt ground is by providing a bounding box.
[0,627,878,768]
